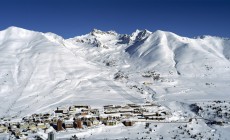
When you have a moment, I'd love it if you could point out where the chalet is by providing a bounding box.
[92,120,99,125]
[62,110,68,115]
[28,124,37,132]
[64,121,74,129]
[107,115,120,120]
[43,113,50,117]
[28,117,34,123]
[55,107,68,114]
[157,117,165,120]
[160,111,171,116]
[22,116,30,122]
[90,109,100,115]
[57,119,63,131]
[52,117,58,124]
[68,107,77,114]
[85,120,92,127]
[74,105,90,109]
[114,105,122,109]
[14,129,22,138]
[10,124,18,131]
[142,103,158,107]
[43,119,51,124]
[74,119,83,129]
[75,113,81,118]
[133,108,145,114]
[121,105,130,109]
[30,114,35,118]
[99,115,108,124]
[142,112,158,117]
[43,116,50,120]
[104,105,114,110]
[33,117,41,122]
[55,113,63,118]
[64,116,70,120]
[123,120,135,126]
[105,120,117,126]
[69,106,76,111]
[120,113,134,118]
[20,123,29,130]
[0,125,8,133]
[81,111,89,116]
[119,108,133,113]
[127,104,141,108]
[81,109,90,112]
[37,123,47,130]
[104,110,119,114]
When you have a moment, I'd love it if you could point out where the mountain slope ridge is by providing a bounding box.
[1,26,230,118]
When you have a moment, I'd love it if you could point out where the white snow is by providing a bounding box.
[0,26,230,139]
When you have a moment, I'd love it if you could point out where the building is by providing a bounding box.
[119,108,133,113]
[105,120,117,126]
[92,120,99,125]
[0,125,8,133]
[28,124,37,132]
[123,120,135,126]
[104,110,118,114]
[74,105,90,109]
[37,123,47,130]
[120,113,133,118]
[74,119,83,129]
[57,119,63,131]
[55,107,68,114]
[127,104,141,108]
[86,120,92,127]
[90,109,100,115]
[48,131,56,140]
[64,121,74,129]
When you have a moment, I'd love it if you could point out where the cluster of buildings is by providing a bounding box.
[0,102,171,139]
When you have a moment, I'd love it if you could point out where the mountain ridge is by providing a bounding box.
[2,26,229,40]
[1,26,230,118]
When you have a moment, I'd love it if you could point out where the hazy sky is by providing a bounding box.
[0,0,229,38]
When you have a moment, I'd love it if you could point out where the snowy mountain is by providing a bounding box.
[1,27,230,139]
[68,28,230,77]
[126,30,230,77]
[0,27,110,117]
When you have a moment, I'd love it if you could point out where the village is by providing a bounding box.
[0,102,172,139]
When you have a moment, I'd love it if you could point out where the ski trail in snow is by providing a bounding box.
[95,78,144,104]
[6,42,35,116]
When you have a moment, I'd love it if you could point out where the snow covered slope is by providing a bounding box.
[1,26,230,115]
[67,28,230,111]
[68,29,230,77]
[126,30,230,77]
[0,27,145,118]
[1,27,230,139]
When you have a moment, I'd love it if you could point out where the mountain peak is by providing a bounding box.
[153,30,165,34]
[130,29,152,41]
[91,28,103,33]
[132,29,151,35]
[3,26,33,33]
[90,28,118,36]
[0,26,39,40]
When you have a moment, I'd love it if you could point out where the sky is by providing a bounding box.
[0,0,229,38]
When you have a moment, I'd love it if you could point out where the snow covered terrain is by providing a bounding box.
[0,26,230,139]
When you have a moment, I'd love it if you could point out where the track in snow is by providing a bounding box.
[97,78,144,104]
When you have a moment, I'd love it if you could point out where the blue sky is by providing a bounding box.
[0,0,229,38]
